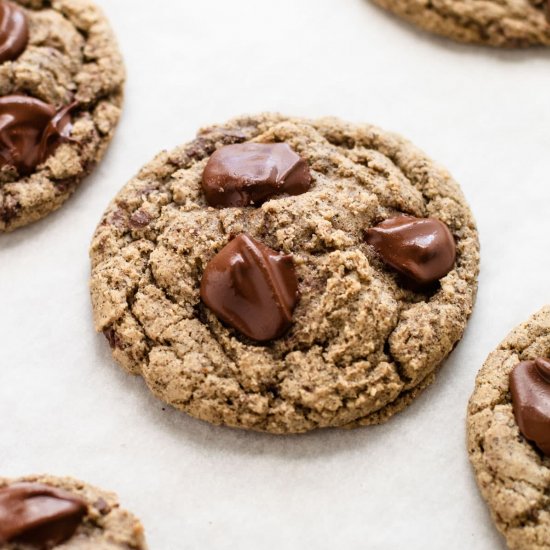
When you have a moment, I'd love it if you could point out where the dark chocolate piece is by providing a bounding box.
[202,143,311,207]
[510,358,550,457]
[200,234,299,342]
[366,216,456,285]
[0,95,73,175]
[0,482,87,546]
[0,1,28,63]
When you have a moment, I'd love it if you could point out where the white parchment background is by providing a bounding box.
[1,1,550,548]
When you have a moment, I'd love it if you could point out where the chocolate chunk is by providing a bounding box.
[365,216,456,285]
[535,357,550,382]
[202,143,311,207]
[0,482,87,546]
[129,209,152,229]
[0,95,74,175]
[103,327,122,349]
[510,358,550,457]
[200,234,299,342]
[0,1,28,63]
[0,193,17,223]
[185,137,214,161]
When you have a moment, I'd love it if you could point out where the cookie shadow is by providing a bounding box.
[142,396,411,460]
[365,0,550,63]
[0,206,61,248]
[94,331,444,461]
[0,169,104,249]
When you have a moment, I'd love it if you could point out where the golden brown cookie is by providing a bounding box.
[90,114,479,434]
[371,0,550,47]
[0,474,147,549]
[468,306,550,550]
[0,0,124,232]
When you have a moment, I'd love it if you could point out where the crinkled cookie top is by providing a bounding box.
[371,0,550,47]
[90,114,479,434]
[468,306,550,550]
[0,0,124,232]
[0,474,147,549]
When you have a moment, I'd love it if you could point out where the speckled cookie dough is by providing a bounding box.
[467,306,550,550]
[0,474,147,549]
[0,0,124,232]
[371,0,550,47]
[90,114,479,434]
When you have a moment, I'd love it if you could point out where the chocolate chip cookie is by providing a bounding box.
[90,114,479,434]
[0,474,147,549]
[467,306,550,550]
[0,0,124,233]
[371,0,550,47]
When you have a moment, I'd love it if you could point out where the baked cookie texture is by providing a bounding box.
[371,0,550,47]
[0,474,147,549]
[468,306,550,550]
[90,114,480,434]
[0,0,124,232]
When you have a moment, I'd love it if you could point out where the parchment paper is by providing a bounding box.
[2,1,549,548]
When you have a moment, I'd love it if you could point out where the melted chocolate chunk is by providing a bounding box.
[0,482,87,546]
[365,216,456,285]
[0,95,73,175]
[0,1,28,63]
[510,358,550,457]
[202,143,311,207]
[200,234,299,342]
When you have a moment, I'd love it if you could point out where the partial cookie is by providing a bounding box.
[0,0,124,232]
[90,113,479,434]
[0,474,147,549]
[371,0,550,47]
[467,306,550,550]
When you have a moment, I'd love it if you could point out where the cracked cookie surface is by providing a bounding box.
[90,114,479,434]
[0,474,147,549]
[467,306,550,550]
[371,0,550,47]
[0,0,124,232]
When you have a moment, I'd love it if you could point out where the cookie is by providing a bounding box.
[90,114,479,434]
[0,474,147,549]
[371,0,550,47]
[467,306,550,550]
[0,0,124,233]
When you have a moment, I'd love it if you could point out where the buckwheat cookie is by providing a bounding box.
[0,0,124,233]
[90,113,479,434]
[0,474,147,549]
[371,0,550,47]
[467,306,550,550]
